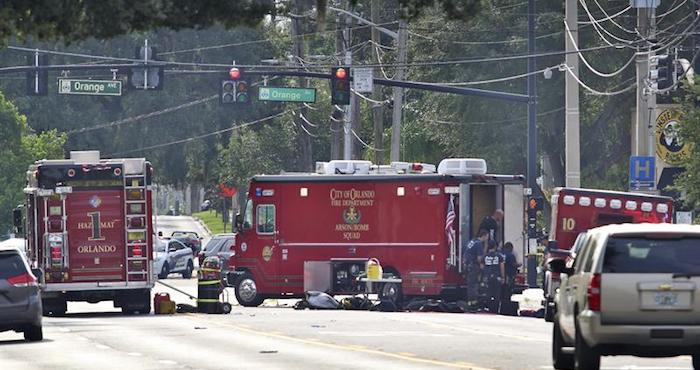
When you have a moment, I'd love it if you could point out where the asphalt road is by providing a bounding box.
[0,217,695,369]
[154,215,212,246]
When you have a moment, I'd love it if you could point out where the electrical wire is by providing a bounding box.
[589,0,636,34]
[578,5,631,25]
[408,106,564,126]
[561,64,637,95]
[436,63,562,85]
[578,0,638,47]
[351,88,389,104]
[67,95,218,135]
[351,128,386,151]
[656,0,689,21]
[564,20,636,78]
[106,110,292,156]
[299,112,318,127]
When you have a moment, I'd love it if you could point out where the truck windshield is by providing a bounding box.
[603,237,700,274]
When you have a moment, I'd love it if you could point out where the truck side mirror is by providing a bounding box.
[12,208,24,236]
[234,213,243,233]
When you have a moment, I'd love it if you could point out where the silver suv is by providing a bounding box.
[0,246,43,341]
[551,223,700,370]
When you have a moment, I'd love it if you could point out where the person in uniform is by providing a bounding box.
[482,240,505,312]
[501,242,521,298]
[464,229,489,310]
[478,209,504,244]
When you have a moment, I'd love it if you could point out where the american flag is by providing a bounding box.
[445,194,456,248]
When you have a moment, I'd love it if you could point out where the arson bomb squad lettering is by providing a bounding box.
[330,188,374,240]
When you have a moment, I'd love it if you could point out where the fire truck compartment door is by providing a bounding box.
[503,184,525,265]
[66,190,126,282]
[458,184,470,272]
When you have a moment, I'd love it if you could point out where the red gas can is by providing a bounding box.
[153,292,171,314]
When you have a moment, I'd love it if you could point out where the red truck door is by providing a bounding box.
[254,201,278,284]
[65,191,126,283]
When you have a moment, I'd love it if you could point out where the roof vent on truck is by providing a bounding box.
[389,162,437,174]
[437,158,487,175]
[315,160,372,175]
[70,151,101,164]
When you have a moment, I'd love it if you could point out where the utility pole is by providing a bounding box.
[330,14,344,160]
[371,0,385,164]
[343,2,354,160]
[527,0,537,191]
[564,0,581,187]
[633,3,658,159]
[291,0,313,171]
[390,20,408,162]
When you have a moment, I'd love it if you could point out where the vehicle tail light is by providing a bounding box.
[412,163,423,172]
[132,245,143,257]
[587,273,602,311]
[8,273,38,287]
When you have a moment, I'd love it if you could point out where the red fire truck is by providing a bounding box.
[542,187,673,321]
[227,158,527,307]
[20,151,154,315]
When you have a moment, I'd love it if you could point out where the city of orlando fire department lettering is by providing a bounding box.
[330,188,374,240]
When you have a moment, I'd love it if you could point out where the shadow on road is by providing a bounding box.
[0,338,54,346]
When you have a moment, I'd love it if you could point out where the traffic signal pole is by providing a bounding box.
[527,0,538,191]
[633,5,657,160]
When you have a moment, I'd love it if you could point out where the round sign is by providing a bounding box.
[240,242,247,252]
[262,245,273,262]
[655,108,691,165]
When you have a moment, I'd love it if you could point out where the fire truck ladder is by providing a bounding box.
[124,165,149,283]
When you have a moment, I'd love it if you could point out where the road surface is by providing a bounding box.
[0,276,694,370]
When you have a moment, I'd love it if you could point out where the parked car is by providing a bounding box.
[544,232,587,322]
[0,245,42,341]
[198,233,236,276]
[154,239,194,279]
[551,223,700,370]
[171,231,202,256]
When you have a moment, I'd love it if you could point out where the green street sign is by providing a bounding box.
[58,78,122,96]
[258,87,316,103]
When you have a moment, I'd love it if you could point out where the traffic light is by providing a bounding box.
[330,67,350,105]
[130,46,164,90]
[528,196,544,211]
[26,54,48,96]
[649,54,672,91]
[220,68,250,104]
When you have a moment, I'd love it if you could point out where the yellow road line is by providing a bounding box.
[183,314,495,370]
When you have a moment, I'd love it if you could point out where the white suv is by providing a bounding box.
[551,223,700,370]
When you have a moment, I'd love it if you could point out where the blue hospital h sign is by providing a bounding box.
[629,156,655,191]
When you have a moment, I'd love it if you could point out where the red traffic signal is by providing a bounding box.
[229,67,241,80]
[334,67,347,80]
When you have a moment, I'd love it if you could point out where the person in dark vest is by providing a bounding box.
[483,240,505,312]
[478,209,504,244]
[501,242,521,298]
[464,229,489,310]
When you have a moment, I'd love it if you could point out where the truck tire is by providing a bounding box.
[544,298,555,322]
[379,282,403,307]
[235,272,264,307]
[158,263,169,279]
[24,324,43,342]
[693,354,700,370]
[182,261,193,279]
[552,320,574,370]
[574,318,600,370]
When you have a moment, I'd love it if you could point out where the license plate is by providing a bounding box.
[654,291,678,306]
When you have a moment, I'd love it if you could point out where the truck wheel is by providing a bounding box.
[158,263,169,279]
[693,354,700,370]
[552,320,573,370]
[544,298,555,322]
[378,282,403,308]
[574,318,600,370]
[24,324,43,342]
[182,261,193,279]
[235,272,264,307]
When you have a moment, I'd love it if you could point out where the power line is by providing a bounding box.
[67,95,218,135]
[561,64,636,95]
[411,106,565,126]
[106,110,291,156]
[351,128,386,151]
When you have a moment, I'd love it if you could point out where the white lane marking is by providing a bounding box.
[96,344,110,350]
[317,330,451,337]
[127,352,142,357]
[158,360,178,365]
[58,328,71,333]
